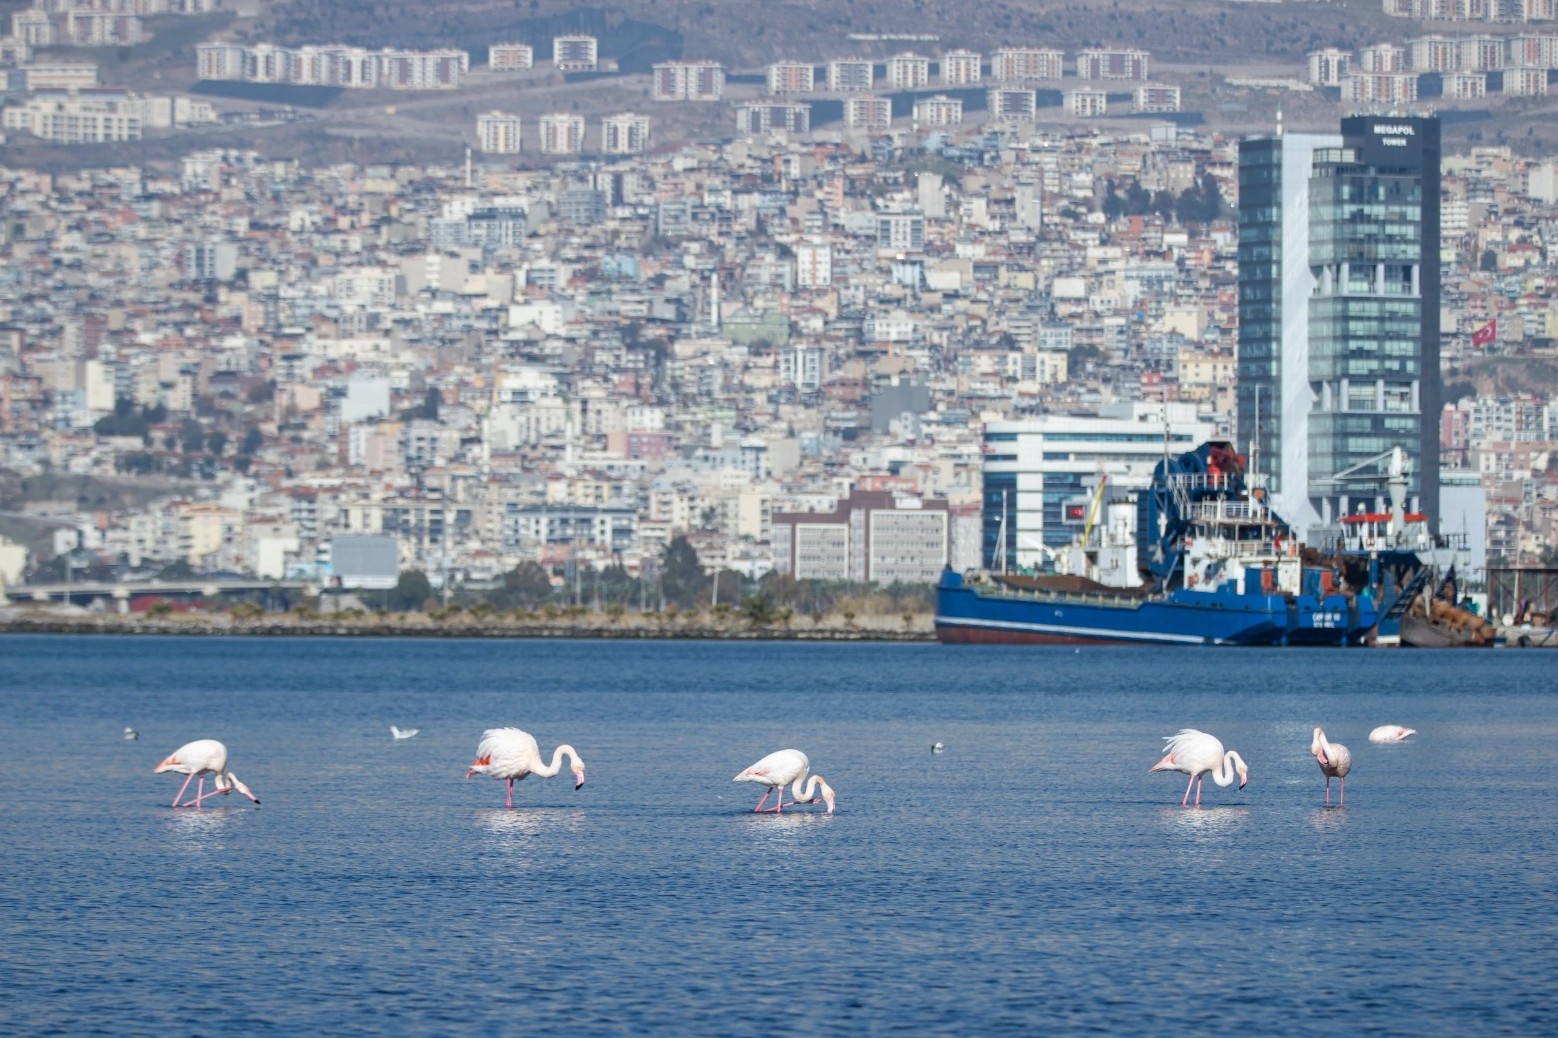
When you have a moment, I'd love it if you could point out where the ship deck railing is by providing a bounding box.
[975,580,1161,608]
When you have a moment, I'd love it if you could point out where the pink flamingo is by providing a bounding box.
[154,739,260,808]
[465,727,585,808]
[1150,729,1248,807]
[733,748,836,814]
[1368,725,1415,744]
[1311,727,1353,806]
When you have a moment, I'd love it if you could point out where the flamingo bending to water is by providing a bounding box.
[1369,725,1415,744]
[154,740,260,808]
[1150,729,1248,807]
[1311,727,1353,806]
[465,728,585,808]
[733,748,836,814]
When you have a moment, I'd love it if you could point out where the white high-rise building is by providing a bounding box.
[600,112,650,154]
[538,112,586,154]
[477,111,522,154]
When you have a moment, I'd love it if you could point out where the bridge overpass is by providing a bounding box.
[2,579,314,608]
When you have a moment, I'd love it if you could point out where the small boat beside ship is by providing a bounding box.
[936,440,1448,647]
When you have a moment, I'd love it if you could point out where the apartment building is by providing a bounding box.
[476,111,522,154]
[795,242,832,288]
[766,61,815,94]
[886,52,930,89]
[1341,72,1418,104]
[772,490,950,584]
[1358,42,1407,72]
[3,88,141,142]
[23,62,98,90]
[987,87,1037,121]
[552,35,597,72]
[1503,66,1550,93]
[488,43,533,71]
[735,102,810,135]
[600,112,650,155]
[538,112,586,154]
[1067,89,1108,117]
[940,49,981,85]
[1076,47,1149,80]
[1133,85,1179,113]
[913,94,963,127]
[843,95,891,131]
[827,57,873,92]
[1307,47,1350,86]
[652,61,724,101]
[991,47,1063,81]
[1443,71,1489,97]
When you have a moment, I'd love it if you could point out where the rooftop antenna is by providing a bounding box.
[1275,103,1283,138]
[465,146,472,189]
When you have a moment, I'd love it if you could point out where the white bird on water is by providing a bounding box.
[1150,729,1248,807]
[123,727,139,741]
[733,748,836,814]
[390,726,420,740]
[931,741,945,754]
[1311,727,1353,806]
[1369,725,1416,744]
[154,739,260,808]
[465,727,585,808]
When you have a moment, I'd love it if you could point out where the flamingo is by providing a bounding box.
[1311,727,1353,806]
[732,748,836,814]
[1369,725,1416,744]
[154,739,260,808]
[465,727,585,808]
[1150,729,1248,807]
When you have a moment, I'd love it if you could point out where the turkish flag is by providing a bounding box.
[1471,319,1497,348]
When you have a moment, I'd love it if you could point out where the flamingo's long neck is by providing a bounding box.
[1211,751,1243,788]
[794,773,836,811]
[537,744,581,778]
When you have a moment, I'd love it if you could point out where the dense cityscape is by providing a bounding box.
[1,0,1556,618]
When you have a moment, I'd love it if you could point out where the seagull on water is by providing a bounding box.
[391,726,420,740]
[124,727,139,741]
[931,741,945,753]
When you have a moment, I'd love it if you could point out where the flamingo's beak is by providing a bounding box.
[574,769,586,791]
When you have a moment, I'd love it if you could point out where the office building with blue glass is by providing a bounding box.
[1237,114,1441,538]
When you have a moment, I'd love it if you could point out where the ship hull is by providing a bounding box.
[934,572,1288,647]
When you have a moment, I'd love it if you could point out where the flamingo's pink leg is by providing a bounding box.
[1181,774,1195,806]
[1194,776,1204,807]
[1338,778,1344,807]
[505,778,514,809]
[172,772,195,808]
[182,776,207,809]
[752,789,771,812]
[1325,777,1331,806]
[190,784,233,806]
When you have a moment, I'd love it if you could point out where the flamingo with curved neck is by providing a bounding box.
[1311,726,1353,806]
[733,749,836,814]
[466,727,586,808]
[154,739,260,808]
[1150,729,1249,807]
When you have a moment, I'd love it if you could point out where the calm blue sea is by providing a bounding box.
[1,635,1555,1036]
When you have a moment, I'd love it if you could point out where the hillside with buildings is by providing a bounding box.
[0,2,1556,623]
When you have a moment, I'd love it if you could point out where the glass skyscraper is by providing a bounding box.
[1237,115,1441,538]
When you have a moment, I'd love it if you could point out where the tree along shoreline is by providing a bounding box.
[0,610,938,641]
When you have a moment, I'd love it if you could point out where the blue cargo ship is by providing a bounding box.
[935,441,1396,647]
